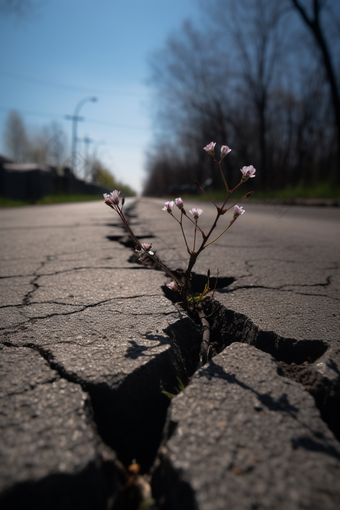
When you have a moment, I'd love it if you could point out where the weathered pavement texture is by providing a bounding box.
[0,198,340,509]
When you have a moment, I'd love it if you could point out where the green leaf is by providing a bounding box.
[176,377,185,392]
[140,498,156,509]
[161,390,175,399]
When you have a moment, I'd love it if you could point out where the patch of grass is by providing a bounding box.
[0,194,103,207]
[0,197,32,207]
[263,181,340,199]
[37,194,103,204]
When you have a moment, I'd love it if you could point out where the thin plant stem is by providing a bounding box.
[217,161,229,193]
[220,192,231,211]
[223,192,253,213]
[183,211,205,236]
[195,181,219,209]
[179,211,191,254]
[110,205,183,289]
[201,208,222,248]
[203,219,235,248]
[170,212,181,225]
[201,191,252,249]
[221,180,244,210]
[193,222,197,252]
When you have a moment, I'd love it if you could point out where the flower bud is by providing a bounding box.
[103,193,113,208]
[233,205,245,219]
[175,197,184,209]
[166,281,179,292]
[240,165,256,181]
[189,208,203,221]
[103,190,121,207]
[203,142,216,156]
[162,201,174,213]
[220,145,232,159]
[141,243,153,252]
[137,243,154,262]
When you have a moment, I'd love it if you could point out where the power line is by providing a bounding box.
[0,106,150,130]
[0,106,64,120]
[85,116,150,130]
[0,70,149,98]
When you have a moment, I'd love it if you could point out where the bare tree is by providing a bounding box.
[147,1,291,191]
[29,122,66,167]
[267,68,332,185]
[148,21,236,188]
[207,0,290,186]
[3,110,28,162]
[290,0,340,174]
[3,113,67,167]
[145,0,338,195]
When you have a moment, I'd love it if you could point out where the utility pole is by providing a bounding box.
[77,136,94,179]
[65,96,97,175]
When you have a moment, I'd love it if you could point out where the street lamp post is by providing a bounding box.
[65,96,97,174]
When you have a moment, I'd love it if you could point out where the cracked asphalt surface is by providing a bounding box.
[1,198,340,509]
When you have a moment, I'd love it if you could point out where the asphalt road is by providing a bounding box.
[1,198,340,510]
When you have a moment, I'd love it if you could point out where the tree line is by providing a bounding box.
[143,0,340,196]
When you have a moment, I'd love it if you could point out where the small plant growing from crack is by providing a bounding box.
[104,142,255,367]
[161,376,186,400]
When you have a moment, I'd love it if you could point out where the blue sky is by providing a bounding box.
[0,0,202,193]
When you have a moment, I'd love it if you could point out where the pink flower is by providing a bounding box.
[175,197,184,209]
[221,145,232,159]
[162,201,174,213]
[103,190,121,207]
[166,281,179,292]
[240,165,256,181]
[137,243,154,261]
[233,205,245,218]
[189,208,203,221]
[141,243,153,252]
[203,142,216,156]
